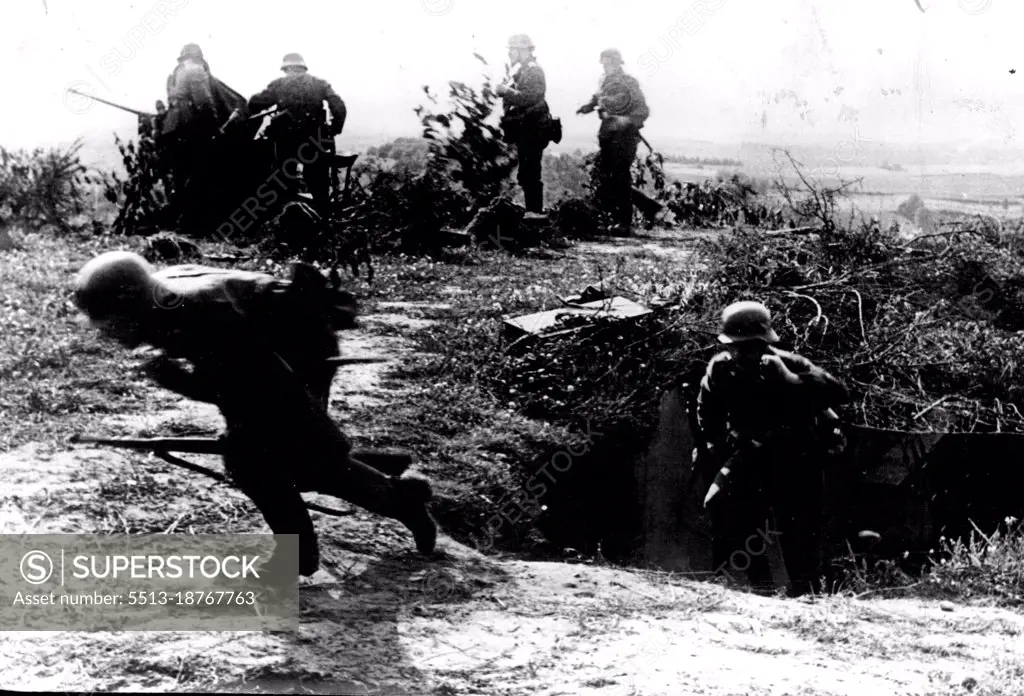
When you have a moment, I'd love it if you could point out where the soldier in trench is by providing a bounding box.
[72,251,439,579]
[696,301,848,596]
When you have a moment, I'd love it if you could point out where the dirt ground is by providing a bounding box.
[1,237,1023,695]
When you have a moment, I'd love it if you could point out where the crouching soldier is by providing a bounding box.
[696,301,848,596]
[72,251,438,579]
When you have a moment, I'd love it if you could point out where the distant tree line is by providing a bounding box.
[662,154,743,167]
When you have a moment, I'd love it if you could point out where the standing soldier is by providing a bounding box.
[497,34,554,214]
[576,48,650,234]
[72,251,438,580]
[248,53,347,216]
[696,301,848,596]
[161,44,218,208]
[153,100,167,137]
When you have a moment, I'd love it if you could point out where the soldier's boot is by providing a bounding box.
[614,190,635,235]
[391,474,438,555]
[524,183,545,214]
[318,455,438,555]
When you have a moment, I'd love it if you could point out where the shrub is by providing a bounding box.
[0,138,98,234]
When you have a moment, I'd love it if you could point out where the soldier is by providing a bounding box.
[576,48,650,234]
[153,100,167,138]
[248,53,347,215]
[72,251,438,579]
[497,34,553,214]
[696,301,848,596]
[161,44,218,206]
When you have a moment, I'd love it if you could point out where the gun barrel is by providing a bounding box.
[324,357,388,366]
[70,434,413,476]
[69,435,224,455]
[67,89,154,118]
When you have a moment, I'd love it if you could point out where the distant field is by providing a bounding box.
[664,162,1024,221]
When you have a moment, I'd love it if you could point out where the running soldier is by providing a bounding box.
[576,48,650,234]
[696,301,848,596]
[72,251,438,579]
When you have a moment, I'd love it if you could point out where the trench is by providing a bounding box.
[501,384,1024,580]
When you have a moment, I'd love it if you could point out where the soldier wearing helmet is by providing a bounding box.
[248,52,348,214]
[496,34,557,214]
[576,47,650,234]
[162,43,218,211]
[72,251,438,580]
[695,300,848,596]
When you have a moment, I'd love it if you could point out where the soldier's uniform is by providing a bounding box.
[73,254,436,579]
[578,49,650,232]
[248,53,347,213]
[161,44,218,205]
[148,263,354,409]
[696,302,847,596]
[499,34,553,214]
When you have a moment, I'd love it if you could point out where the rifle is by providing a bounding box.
[219,106,287,136]
[67,435,360,518]
[325,356,386,366]
[66,88,155,118]
[69,434,413,477]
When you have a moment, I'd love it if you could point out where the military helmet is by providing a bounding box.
[718,301,780,344]
[281,52,308,71]
[178,43,204,61]
[600,47,624,63]
[73,251,155,322]
[507,34,535,50]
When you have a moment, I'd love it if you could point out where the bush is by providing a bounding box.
[315,59,519,257]
[99,127,176,236]
[897,193,925,220]
[0,138,98,234]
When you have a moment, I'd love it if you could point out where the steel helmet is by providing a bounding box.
[73,251,155,322]
[281,52,308,71]
[718,301,780,344]
[507,34,535,50]
[178,43,204,61]
[600,47,624,64]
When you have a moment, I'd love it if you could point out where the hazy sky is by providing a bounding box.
[4,0,1023,151]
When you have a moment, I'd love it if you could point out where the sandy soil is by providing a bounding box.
[1,304,1022,695]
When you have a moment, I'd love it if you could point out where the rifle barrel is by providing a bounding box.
[69,435,224,455]
[324,357,388,366]
[70,434,413,476]
[67,89,154,118]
